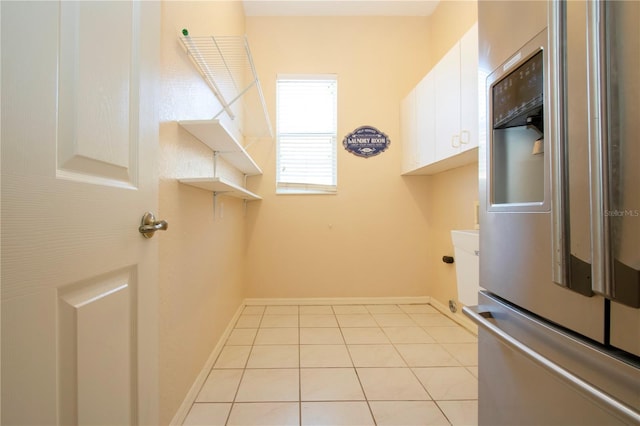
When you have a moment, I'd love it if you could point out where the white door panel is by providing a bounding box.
[1,1,159,424]
[58,268,135,425]
[57,1,140,186]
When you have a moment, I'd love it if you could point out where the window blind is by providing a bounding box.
[276,77,337,194]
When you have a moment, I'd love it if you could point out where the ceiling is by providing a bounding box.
[242,0,440,17]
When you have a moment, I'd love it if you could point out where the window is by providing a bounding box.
[276,75,337,194]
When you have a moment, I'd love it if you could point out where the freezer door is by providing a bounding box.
[603,0,640,356]
[466,292,640,425]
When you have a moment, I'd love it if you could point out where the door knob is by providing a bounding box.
[139,212,168,238]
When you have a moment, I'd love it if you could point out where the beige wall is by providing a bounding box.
[158,2,247,424]
[425,163,479,308]
[426,0,478,70]
[244,16,433,298]
[243,3,479,302]
[424,1,479,309]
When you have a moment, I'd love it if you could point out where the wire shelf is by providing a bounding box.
[179,34,273,139]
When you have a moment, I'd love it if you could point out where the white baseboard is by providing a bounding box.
[428,297,478,335]
[169,303,245,426]
[243,296,431,306]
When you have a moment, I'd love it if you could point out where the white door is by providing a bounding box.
[1,2,160,425]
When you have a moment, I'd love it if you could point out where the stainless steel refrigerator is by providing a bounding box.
[464,1,640,424]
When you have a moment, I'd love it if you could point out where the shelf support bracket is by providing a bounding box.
[213,151,219,178]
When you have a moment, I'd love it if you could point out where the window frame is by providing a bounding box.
[275,74,338,195]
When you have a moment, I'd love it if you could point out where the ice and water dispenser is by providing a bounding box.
[490,50,545,206]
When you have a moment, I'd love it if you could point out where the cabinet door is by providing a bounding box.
[400,88,417,174]
[435,42,461,161]
[415,72,436,167]
[460,23,479,152]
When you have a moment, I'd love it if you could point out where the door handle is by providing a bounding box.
[139,212,168,238]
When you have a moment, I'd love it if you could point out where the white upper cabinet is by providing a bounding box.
[416,72,436,167]
[434,41,462,162]
[400,88,418,174]
[402,23,480,175]
[459,23,480,153]
[401,72,436,175]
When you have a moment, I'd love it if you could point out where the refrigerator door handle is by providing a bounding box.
[587,0,612,298]
[548,0,568,288]
[549,0,596,297]
[463,305,640,425]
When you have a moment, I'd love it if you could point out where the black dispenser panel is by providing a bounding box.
[492,50,544,129]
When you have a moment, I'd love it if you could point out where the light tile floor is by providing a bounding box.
[182,304,478,426]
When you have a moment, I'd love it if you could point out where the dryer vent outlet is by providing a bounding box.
[448,299,458,313]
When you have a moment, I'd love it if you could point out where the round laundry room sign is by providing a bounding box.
[343,126,390,158]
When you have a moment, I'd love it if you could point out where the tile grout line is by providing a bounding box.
[390,306,474,421]
[367,303,430,425]
[339,304,378,426]
[225,305,265,426]
[374,303,473,426]
[189,307,257,425]
[298,306,302,426]
[397,305,477,425]
[432,400,457,426]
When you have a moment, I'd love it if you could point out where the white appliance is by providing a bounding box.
[451,229,480,306]
[464,1,640,424]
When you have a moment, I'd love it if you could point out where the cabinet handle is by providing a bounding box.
[451,134,460,148]
[460,130,470,144]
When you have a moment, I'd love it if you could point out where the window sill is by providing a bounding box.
[276,188,337,195]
